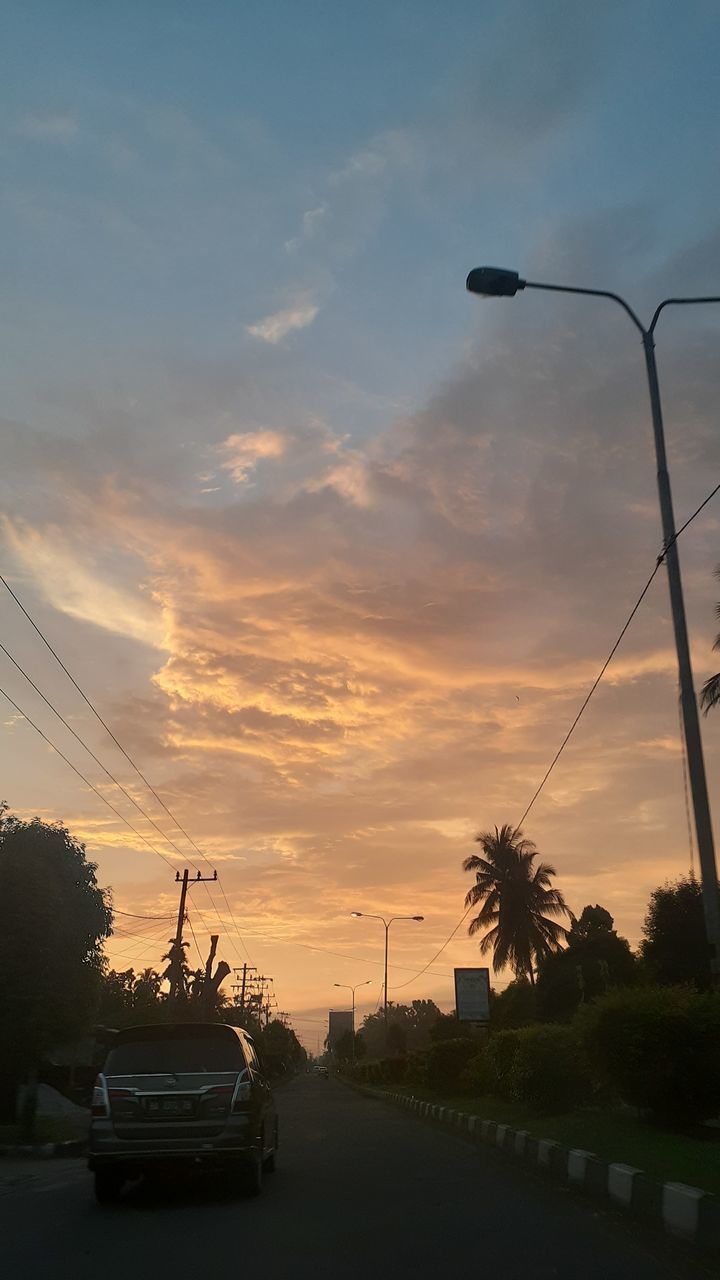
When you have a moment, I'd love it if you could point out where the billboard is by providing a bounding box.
[454,967,490,1022]
[327,1009,354,1051]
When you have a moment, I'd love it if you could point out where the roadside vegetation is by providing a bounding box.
[339,824,720,1195]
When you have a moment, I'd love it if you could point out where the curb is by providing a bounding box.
[341,1079,720,1252]
[0,1139,86,1159]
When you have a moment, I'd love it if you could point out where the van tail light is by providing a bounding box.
[91,1075,110,1118]
[231,1080,251,1112]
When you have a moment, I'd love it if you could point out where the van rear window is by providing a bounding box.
[105,1036,244,1075]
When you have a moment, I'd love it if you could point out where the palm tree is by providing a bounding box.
[701,569,720,713]
[463,824,573,983]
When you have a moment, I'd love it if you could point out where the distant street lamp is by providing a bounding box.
[466,265,720,983]
[351,912,424,1031]
[333,980,372,1062]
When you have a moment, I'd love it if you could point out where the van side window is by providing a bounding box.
[244,1037,260,1071]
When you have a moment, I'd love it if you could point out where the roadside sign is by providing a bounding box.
[454,967,490,1022]
[327,1009,353,1050]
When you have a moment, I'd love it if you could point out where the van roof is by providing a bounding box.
[113,1023,250,1044]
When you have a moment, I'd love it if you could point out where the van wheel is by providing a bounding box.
[94,1169,123,1205]
[241,1146,263,1197]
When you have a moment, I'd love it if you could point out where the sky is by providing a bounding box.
[2,1,720,1048]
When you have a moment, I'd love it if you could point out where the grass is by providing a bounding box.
[398,1087,720,1198]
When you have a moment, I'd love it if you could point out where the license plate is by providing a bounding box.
[143,1096,195,1117]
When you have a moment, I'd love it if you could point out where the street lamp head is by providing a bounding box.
[412,915,425,922]
[350,911,363,918]
[466,266,525,298]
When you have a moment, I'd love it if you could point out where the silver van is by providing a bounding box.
[88,1022,277,1202]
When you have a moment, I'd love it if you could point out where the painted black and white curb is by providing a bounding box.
[348,1082,720,1252]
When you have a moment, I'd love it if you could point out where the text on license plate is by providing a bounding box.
[144,1097,195,1116]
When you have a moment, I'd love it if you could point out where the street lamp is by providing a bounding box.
[467,265,720,982]
[350,912,424,1032]
[333,980,372,1063]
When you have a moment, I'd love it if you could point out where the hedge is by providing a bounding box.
[466,1025,592,1113]
[425,1038,479,1093]
[578,985,720,1122]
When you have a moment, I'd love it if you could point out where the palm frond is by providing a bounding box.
[701,672,720,714]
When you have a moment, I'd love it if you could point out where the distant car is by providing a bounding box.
[314,1064,329,1077]
[88,1022,277,1203]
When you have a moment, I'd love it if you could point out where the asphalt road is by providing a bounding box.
[0,1075,708,1279]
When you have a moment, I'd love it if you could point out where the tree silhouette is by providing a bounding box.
[463,824,572,982]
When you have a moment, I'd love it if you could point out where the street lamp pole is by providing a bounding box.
[351,912,424,1040]
[333,980,372,1063]
[466,268,720,982]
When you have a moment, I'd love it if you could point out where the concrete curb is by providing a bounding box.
[0,1139,85,1159]
[341,1078,720,1252]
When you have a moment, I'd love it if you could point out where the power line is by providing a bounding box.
[0,681,178,872]
[112,908,175,921]
[393,565,662,990]
[0,672,250,984]
[0,571,216,872]
[106,921,174,965]
[0,638,202,871]
[515,558,663,829]
[186,912,205,966]
[111,924,174,944]
[0,572,256,969]
[388,478,720,992]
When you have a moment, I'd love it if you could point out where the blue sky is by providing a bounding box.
[3,2,720,1036]
[3,1,720,422]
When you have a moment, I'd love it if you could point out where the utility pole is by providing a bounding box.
[168,868,218,1001]
[231,964,256,1011]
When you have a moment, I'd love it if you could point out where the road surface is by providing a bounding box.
[0,1075,707,1279]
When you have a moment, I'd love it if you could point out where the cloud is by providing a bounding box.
[328,128,420,187]
[4,214,719,1004]
[282,128,423,265]
[285,203,328,252]
[3,518,167,649]
[246,300,319,344]
[219,430,287,485]
[15,113,79,141]
[305,456,374,508]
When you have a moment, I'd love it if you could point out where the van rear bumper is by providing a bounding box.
[88,1145,255,1172]
[88,1118,255,1171]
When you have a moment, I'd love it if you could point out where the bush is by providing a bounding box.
[380,1056,407,1084]
[470,1026,591,1113]
[579,986,720,1122]
[429,1013,475,1043]
[510,1025,593,1112]
[484,1030,521,1099]
[459,1049,493,1096]
[425,1038,479,1093]
[404,1048,429,1088]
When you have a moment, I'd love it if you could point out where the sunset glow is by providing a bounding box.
[2,3,720,1049]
